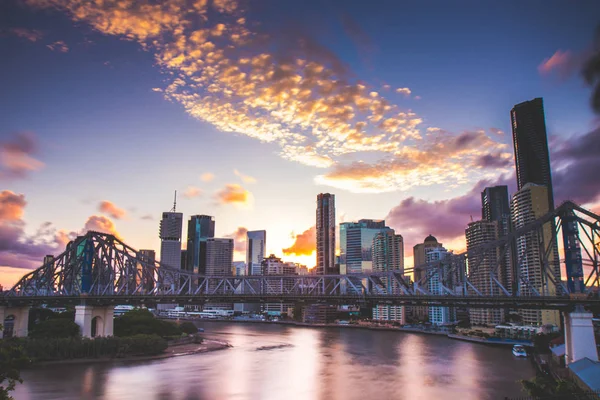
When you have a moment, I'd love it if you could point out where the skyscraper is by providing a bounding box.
[465,220,504,325]
[511,183,560,326]
[246,230,266,275]
[159,211,183,288]
[137,249,156,293]
[186,215,215,274]
[340,219,389,275]
[511,97,555,210]
[426,246,455,325]
[316,193,336,275]
[481,185,513,293]
[204,238,234,311]
[412,235,442,322]
[372,229,405,323]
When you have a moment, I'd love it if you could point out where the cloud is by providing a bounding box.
[538,50,587,80]
[98,200,127,219]
[225,226,248,252]
[7,28,44,42]
[83,215,120,238]
[0,191,68,271]
[395,87,411,96]
[46,40,69,52]
[316,129,509,193]
[0,132,44,180]
[234,169,256,183]
[215,183,252,205]
[552,127,600,206]
[282,226,315,256]
[140,214,154,221]
[183,186,202,198]
[200,172,215,182]
[385,174,516,254]
[583,25,600,114]
[489,127,504,136]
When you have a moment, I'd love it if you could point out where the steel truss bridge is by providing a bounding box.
[2,201,600,311]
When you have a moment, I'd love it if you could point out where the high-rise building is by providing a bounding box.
[159,211,183,288]
[186,215,215,274]
[412,235,442,322]
[246,230,266,275]
[261,254,296,315]
[426,246,455,325]
[511,183,560,326]
[137,249,156,293]
[203,238,234,311]
[372,229,405,323]
[316,193,336,275]
[481,185,513,293]
[510,98,555,210]
[340,219,389,275]
[465,220,504,325]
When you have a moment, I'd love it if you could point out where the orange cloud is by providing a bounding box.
[200,172,215,182]
[9,28,44,42]
[282,226,315,256]
[538,50,581,78]
[183,186,202,198]
[46,40,69,52]
[0,191,26,221]
[234,169,256,183]
[0,132,44,180]
[98,200,126,219]
[215,184,252,205]
[225,226,248,252]
[83,215,120,238]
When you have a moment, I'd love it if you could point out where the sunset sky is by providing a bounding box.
[1,0,600,288]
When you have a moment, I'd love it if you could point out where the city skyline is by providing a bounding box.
[2,0,600,288]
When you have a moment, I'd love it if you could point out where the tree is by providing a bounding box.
[0,325,30,400]
[179,322,198,335]
[29,319,80,339]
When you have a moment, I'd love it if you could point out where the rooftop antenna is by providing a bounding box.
[470,215,473,222]
[171,190,177,212]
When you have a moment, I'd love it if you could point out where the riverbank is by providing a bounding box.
[30,338,231,367]
[175,317,531,346]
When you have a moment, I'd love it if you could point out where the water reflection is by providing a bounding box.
[15,322,534,400]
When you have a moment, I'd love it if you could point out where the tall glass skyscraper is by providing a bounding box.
[246,230,266,275]
[186,215,215,274]
[340,219,390,275]
[316,193,336,275]
[159,211,183,288]
[510,97,555,209]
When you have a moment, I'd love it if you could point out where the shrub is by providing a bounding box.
[29,319,80,339]
[179,322,198,335]
[114,309,181,338]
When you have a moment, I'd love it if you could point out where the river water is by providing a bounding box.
[14,321,534,400]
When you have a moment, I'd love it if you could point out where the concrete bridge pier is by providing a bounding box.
[0,306,30,338]
[75,305,114,338]
[564,308,599,365]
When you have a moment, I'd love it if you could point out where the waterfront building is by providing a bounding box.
[159,210,183,289]
[302,304,338,324]
[186,215,215,274]
[511,97,555,210]
[246,230,266,276]
[465,220,504,325]
[371,229,405,322]
[340,219,390,275]
[426,246,455,325]
[204,238,234,311]
[510,183,560,326]
[481,185,514,293]
[261,254,296,315]
[412,235,442,321]
[316,193,336,275]
[137,249,155,293]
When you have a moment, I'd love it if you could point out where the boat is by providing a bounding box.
[512,345,527,357]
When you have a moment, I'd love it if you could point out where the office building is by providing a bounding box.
[303,304,338,324]
[137,249,156,293]
[203,238,234,311]
[426,246,455,325]
[340,219,390,275]
[247,230,266,275]
[159,211,183,289]
[481,185,513,293]
[466,220,504,325]
[316,193,336,275]
[186,215,215,274]
[412,235,442,321]
[511,183,560,326]
[261,254,296,315]
[371,229,405,322]
[233,261,246,276]
[511,97,554,210]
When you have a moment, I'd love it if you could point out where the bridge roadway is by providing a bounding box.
[2,293,599,310]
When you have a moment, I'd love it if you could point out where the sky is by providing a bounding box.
[1,0,600,288]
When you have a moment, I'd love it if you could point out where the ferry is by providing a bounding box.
[512,345,527,357]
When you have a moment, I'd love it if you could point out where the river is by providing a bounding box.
[14,321,535,400]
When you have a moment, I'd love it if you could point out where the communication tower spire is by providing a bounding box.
[171,190,177,212]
